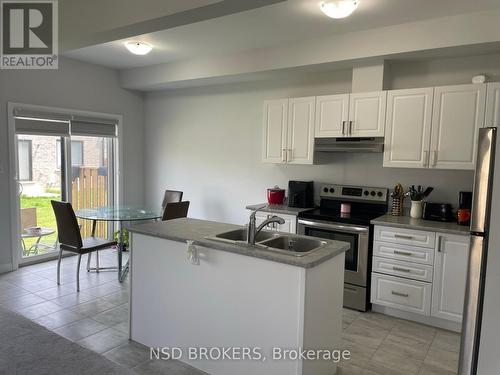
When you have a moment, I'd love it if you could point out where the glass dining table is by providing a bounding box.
[75,205,163,282]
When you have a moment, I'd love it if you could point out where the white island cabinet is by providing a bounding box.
[129,218,347,375]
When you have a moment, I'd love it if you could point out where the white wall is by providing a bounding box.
[0,57,144,272]
[144,67,475,225]
[386,53,500,89]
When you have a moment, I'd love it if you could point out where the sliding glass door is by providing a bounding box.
[69,135,114,239]
[13,109,118,263]
[17,134,64,259]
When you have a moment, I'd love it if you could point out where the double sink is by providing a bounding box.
[206,228,327,257]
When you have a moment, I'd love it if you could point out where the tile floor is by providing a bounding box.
[339,309,460,375]
[0,249,460,375]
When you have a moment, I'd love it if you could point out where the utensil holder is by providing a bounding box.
[410,200,423,219]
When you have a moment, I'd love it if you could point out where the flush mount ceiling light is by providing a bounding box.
[320,0,359,19]
[125,41,153,55]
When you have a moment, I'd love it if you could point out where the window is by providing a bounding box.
[17,140,32,181]
[71,141,83,166]
[56,140,84,168]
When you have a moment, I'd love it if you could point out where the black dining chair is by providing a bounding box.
[162,201,190,221]
[161,190,183,211]
[51,200,117,291]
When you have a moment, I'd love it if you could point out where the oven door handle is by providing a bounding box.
[297,219,369,233]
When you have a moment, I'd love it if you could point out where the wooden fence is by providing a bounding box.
[71,167,109,239]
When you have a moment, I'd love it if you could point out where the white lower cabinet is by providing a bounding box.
[431,233,470,323]
[372,273,432,315]
[372,225,470,329]
[372,256,433,282]
[253,211,297,234]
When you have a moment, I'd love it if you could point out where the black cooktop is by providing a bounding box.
[298,200,388,226]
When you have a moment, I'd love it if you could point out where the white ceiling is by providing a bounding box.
[64,0,500,69]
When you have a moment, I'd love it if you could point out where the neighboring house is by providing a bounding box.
[17,135,107,196]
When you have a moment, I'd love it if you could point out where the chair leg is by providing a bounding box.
[76,254,82,292]
[96,251,100,273]
[87,252,91,272]
[57,248,63,285]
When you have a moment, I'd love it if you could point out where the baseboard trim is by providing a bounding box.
[0,263,14,274]
[372,304,462,333]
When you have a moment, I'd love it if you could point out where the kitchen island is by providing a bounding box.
[128,218,349,375]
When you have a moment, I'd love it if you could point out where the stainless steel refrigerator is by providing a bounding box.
[459,127,498,375]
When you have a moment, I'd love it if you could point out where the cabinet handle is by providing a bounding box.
[349,121,353,136]
[393,266,411,273]
[391,291,409,298]
[423,151,429,167]
[394,250,413,256]
[394,234,414,240]
[431,150,438,167]
[282,148,287,163]
[342,121,346,135]
[438,236,444,252]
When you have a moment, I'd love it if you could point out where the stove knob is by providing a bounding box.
[370,191,376,196]
[363,190,369,196]
[323,187,329,193]
[377,191,383,197]
[329,188,335,193]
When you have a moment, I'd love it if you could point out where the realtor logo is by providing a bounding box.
[1,0,58,69]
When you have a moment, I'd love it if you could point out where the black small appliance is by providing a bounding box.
[288,181,314,208]
[422,202,454,222]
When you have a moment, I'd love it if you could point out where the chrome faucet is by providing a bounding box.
[247,205,285,245]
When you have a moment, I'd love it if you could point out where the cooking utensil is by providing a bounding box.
[391,183,404,216]
[406,186,433,201]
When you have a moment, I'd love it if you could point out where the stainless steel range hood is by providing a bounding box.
[314,137,384,153]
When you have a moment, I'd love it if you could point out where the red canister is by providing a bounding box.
[267,186,285,205]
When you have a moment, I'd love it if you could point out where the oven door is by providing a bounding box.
[297,219,369,287]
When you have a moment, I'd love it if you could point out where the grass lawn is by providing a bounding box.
[21,195,59,255]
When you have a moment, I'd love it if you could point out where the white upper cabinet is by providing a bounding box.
[262,99,288,163]
[262,97,315,165]
[315,94,349,138]
[384,83,487,170]
[430,84,486,170]
[348,91,387,137]
[431,233,470,323]
[315,91,386,138]
[287,97,315,164]
[485,82,500,127]
[383,88,434,168]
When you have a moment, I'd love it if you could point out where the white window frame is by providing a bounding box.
[7,102,123,267]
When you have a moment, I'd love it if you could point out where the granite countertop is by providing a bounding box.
[245,203,314,216]
[128,218,349,269]
[371,214,470,235]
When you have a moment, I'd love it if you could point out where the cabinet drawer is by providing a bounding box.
[373,256,433,282]
[371,273,431,315]
[373,240,435,265]
[374,225,436,248]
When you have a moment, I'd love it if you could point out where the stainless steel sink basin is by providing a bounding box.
[207,228,277,244]
[260,236,327,256]
[206,229,327,257]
